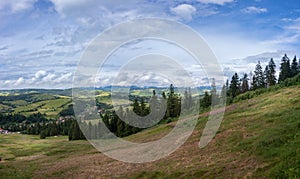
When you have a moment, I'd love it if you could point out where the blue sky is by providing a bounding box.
[0,0,300,89]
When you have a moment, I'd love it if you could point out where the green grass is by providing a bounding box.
[11,98,71,118]
[0,134,95,178]
[0,86,299,178]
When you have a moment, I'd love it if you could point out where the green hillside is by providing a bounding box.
[0,91,72,118]
[0,85,299,178]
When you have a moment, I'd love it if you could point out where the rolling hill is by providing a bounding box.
[0,85,299,178]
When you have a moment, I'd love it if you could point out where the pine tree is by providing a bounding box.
[265,58,277,86]
[264,65,270,87]
[167,84,180,118]
[225,79,230,97]
[132,99,140,115]
[298,58,300,73]
[291,56,299,77]
[201,91,211,109]
[241,73,249,93]
[252,61,265,89]
[229,73,240,98]
[279,54,291,82]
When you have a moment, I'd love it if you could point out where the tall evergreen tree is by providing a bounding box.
[241,73,249,93]
[167,84,180,118]
[252,61,265,89]
[291,55,299,77]
[279,54,291,82]
[229,73,240,98]
[265,58,277,87]
[225,79,230,97]
[201,91,211,109]
[132,99,140,115]
[298,58,300,73]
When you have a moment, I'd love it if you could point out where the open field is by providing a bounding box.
[0,85,299,178]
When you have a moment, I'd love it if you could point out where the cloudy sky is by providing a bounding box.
[0,0,300,89]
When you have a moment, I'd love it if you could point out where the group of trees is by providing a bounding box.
[29,119,74,139]
[73,85,184,140]
[0,112,77,139]
[69,84,195,140]
[224,54,300,102]
[0,112,47,132]
[278,54,300,82]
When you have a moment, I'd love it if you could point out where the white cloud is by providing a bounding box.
[241,6,267,14]
[15,77,24,86]
[42,73,56,83]
[53,72,73,83]
[0,71,74,89]
[197,0,235,5]
[0,0,37,13]
[170,4,197,21]
[35,70,47,79]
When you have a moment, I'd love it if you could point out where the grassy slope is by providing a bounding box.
[0,86,299,178]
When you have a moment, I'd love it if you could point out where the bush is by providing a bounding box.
[40,130,47,139]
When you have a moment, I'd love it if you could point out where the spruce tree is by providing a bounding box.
[252,61,265,89]
[229,73,240,98]
[291,56,299,77]
[266,58,277,86]
[201,91,211,109]
[241,73,249,93]
[132,99,140,115]
[279,54,291,82]
[298,58,300,73]
[167,84,180,118]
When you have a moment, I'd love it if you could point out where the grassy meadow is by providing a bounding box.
[0,85,299,178]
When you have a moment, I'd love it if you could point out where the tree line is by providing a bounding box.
[223,54,300,103]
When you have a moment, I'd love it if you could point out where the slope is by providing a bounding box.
[0,85,299,178]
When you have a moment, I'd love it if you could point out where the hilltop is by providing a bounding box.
[0,85,299,178]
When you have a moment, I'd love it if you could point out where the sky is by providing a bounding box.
[0,0,300,89]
